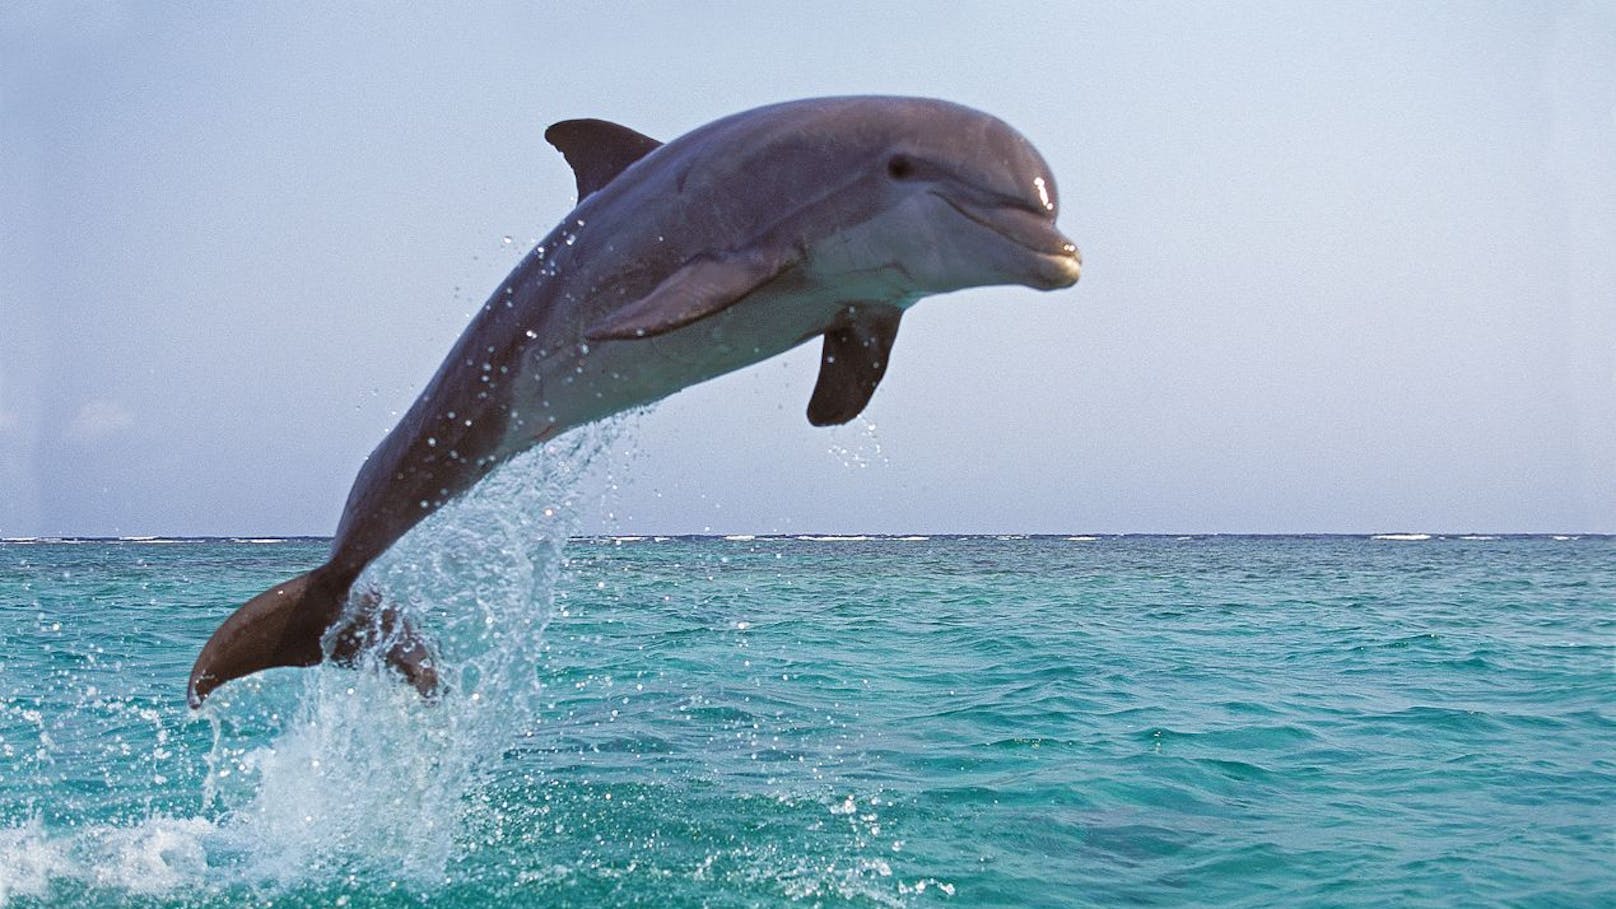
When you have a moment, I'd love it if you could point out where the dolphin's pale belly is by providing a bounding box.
[497,284,852,457]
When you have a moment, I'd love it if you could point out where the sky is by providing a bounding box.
[2,2,1612,536]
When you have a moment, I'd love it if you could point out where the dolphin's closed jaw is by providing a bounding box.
[935,193,1081,289]
[1039,245,1083,289]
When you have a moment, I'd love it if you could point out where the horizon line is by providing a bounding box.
[2,532,1610,544]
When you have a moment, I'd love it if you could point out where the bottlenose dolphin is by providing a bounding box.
[188,96,1081,707]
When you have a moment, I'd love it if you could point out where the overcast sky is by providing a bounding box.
[2,2,1612,536]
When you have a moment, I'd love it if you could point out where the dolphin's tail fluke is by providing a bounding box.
[187,566,343,708]
[187,565,438,708]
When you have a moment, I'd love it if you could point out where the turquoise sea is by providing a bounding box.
[2,527,1612,906]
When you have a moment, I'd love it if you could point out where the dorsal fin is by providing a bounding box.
[543,118,662,199]
[806,305,904,426]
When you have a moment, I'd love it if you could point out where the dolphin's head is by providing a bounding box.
[865,99,1081,295]
[729,97,1081,299]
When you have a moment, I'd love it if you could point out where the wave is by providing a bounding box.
[723,534,757,542]
[1066,535,1101,542]
[795,535,872,542]
[1371,533,1432,542]
[0,815,217,902]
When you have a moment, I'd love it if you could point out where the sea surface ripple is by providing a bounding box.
[1,534,1612,906]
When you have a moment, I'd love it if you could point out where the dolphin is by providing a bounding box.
[187,96,1081,707]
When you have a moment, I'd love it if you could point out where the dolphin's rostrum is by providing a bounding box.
[188,96,1081,707]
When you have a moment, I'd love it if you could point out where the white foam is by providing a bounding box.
[894,535,929,541]
[723,534,757,542]
[1459,535,1499,541]
[1066,535,1101,542]
[0,816,219,905]
[0,819,64,904]
[1371,533,1432,541]
[796,535,871,542]
[89,817,214,892]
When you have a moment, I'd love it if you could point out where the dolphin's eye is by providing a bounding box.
[886,155,916,180]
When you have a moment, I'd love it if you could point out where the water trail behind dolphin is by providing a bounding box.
[202,419,624,885]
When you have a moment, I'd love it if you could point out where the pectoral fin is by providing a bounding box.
[585,248,796,341]
[806,306,903,426]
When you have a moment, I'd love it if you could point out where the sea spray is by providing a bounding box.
[201,420,622,886]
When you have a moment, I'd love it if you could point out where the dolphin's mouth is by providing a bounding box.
[934,192,1081,287]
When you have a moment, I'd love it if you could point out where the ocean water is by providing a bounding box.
[1,526,1612,906]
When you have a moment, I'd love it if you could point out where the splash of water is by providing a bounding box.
[202,420,622,886]
[825,419,887,470]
